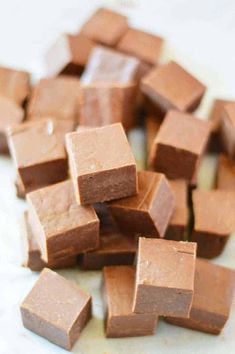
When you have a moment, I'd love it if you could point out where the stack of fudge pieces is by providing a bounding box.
[0,7,234,351]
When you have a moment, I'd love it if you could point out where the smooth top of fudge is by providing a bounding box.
[223,102,235,127]
[136,238,196,290]
[81,46,140,84]
[217,154,235,190]
[0,66,30,105]
[209,99,234,131]
[117,27,163,65]
[193,258,235,316]
[8,119,74,168]
[66,123,136,176]
[80,7,128,46]
[27,76,80,121]
[21,268,91,330]
[108,170,170,211]
[26,180,98,239]
[154,110,211,155]
[103,266,136,316]
[0,96,24,132]
[169,179,188,226]
[141,61,206,111]
[193,190,235,235]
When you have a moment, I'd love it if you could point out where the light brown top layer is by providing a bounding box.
[193,189,235,235]
[136,238,196,290]
[21,268,91,330]
[155,110,211,155]
[66,123,136,176]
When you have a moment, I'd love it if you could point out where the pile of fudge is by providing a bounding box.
[0,7,235,351]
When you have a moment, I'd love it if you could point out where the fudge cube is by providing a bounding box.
[216,154,235,191]
[20,268,91,349]
[165,179,188,241]
[27,76,80,122]
[81,7,128,46]
[81,46,140,84]
[8,119,74,193]
[117,27,163,65]
[103,266,157,337]
[190,190,235,258]
[46,33,95,76]
[80,204,136,270]
[79,82,137,130]
[0,66,30,105]
[133,238,197,317]
[0,96,24,154]
[21,212,77,271]
[149,110,211,180]
[141,61,206,113]
[108,170,175,238]
[165,258,235,334]
[26,180,99,263]
[66,123,137,205]
[220,102,235,158]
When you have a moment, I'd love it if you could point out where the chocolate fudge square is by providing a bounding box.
[0,66,30,105]
[66,123,137,205]
[108,170,175,238]
[79,82,137,131]
[80,204,136,270]
[46,33,95,76]
[8,119,74,193]
[149,110,211,180]
[26,180,99,263]
[0,95,24,154]
[81,7,128,46]
[81,46,140,84]
[133,238,197,317]
[21,212,77,271]
[117,27,163,65]
[27,76,80,122]
[141,61,206,113]
[165,258,235,334]
[21,268,91,350]
[103,266,157,337]
[191,190,235,258]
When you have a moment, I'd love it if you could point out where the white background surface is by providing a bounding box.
[0,1,235,353]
